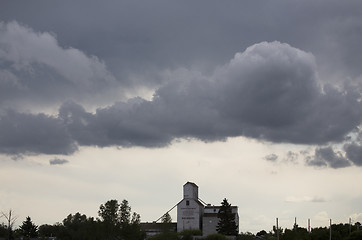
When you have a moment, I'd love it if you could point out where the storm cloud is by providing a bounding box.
[0,109,77,155]
[49,158,69,165]
[306,147,352,169]
[1,41,361,157]
[0,21,119,110]
[1,1,362,168]
[2,0,362,88]
[344,143,362,167]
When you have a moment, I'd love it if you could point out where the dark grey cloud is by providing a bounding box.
[11,155,24,161]
[265,154,278,162]
[344,143,362,167]
[1,42,360,157]
[285,152,299,164]
[305,157,327,168]
[0,109,77,155]
[49,158,69,165]
[58,100,173,148]
[211,42,362,144]
[265,152,298,164]
[306,147,351,169]
[269,144,362,169]
[1,0,362,89]
[0,1,362,107]
[0,21,120,110]
[0,1,362,162]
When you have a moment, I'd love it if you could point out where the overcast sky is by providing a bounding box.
[1,0,362,234]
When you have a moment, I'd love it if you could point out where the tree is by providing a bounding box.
[19,216,38,239]
[179,229,202,240]
[120,199,132,225]
[256,230,267,237]
[204,233,230,240]
[347,230,362,240]
[161,212,172,224]
[355,222,361,231]
[216,198,238,236]
[283,227,309,240]
[1,209,17,240]
[148,232,179,240]
[59,212,103,240]
[98,199,144,240]
[160,212,173,233]
[309,227,329,240]
[98,199,120,226]
[98,199,121,239]
[119,200,144,240]
[0,223,8,238]
[131,212,141,224]
[237,232,255,240]
[38,224,61,239]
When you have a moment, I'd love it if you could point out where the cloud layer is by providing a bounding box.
[1,39,361,162]
[0,21,119,110]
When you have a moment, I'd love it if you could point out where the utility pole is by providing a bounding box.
[329,219,332,240]
[349,217,352,235]
[276,218,280,240]
[308,218,311,233]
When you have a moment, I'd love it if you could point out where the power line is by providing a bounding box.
[154,200,182,223]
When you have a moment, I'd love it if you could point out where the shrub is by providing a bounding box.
[204,233,231,240]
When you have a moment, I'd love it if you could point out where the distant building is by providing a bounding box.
[203,204,239,236]
[177,182,205,232]
[140,222,177,237]
[177,182,239,236]
[142,182,239,237]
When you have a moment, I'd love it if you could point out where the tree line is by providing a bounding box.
[1,199,145,240]
[243,221,362,240]
[1,198,362,240]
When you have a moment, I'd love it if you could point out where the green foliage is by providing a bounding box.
[216,198,238,236]
[9,200,362,240]
[120,199,132,225]
[35,199,145,240]
[38,223,62,238]
[0,223,8,237]
[236,232,255,240]
[98,199,120,226]
[98,200,121,239]
[132,212,141,224]
[308,227,328,240]
[1,209,17,240]
[283,227,310,240]
[148,232,180,240]
[180,229,202,236]
[149,229,201,240]
[96,199,144,240]
[58,213,102,240]
[160,212,173,233]
[346,230,362,240]
[179,229,202,240]
[204,233,231,240]
[272,225,283,237]
[256,230,267,237]
[19,216,38,239]
[161,212,172,224]
[261,223,362,240]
